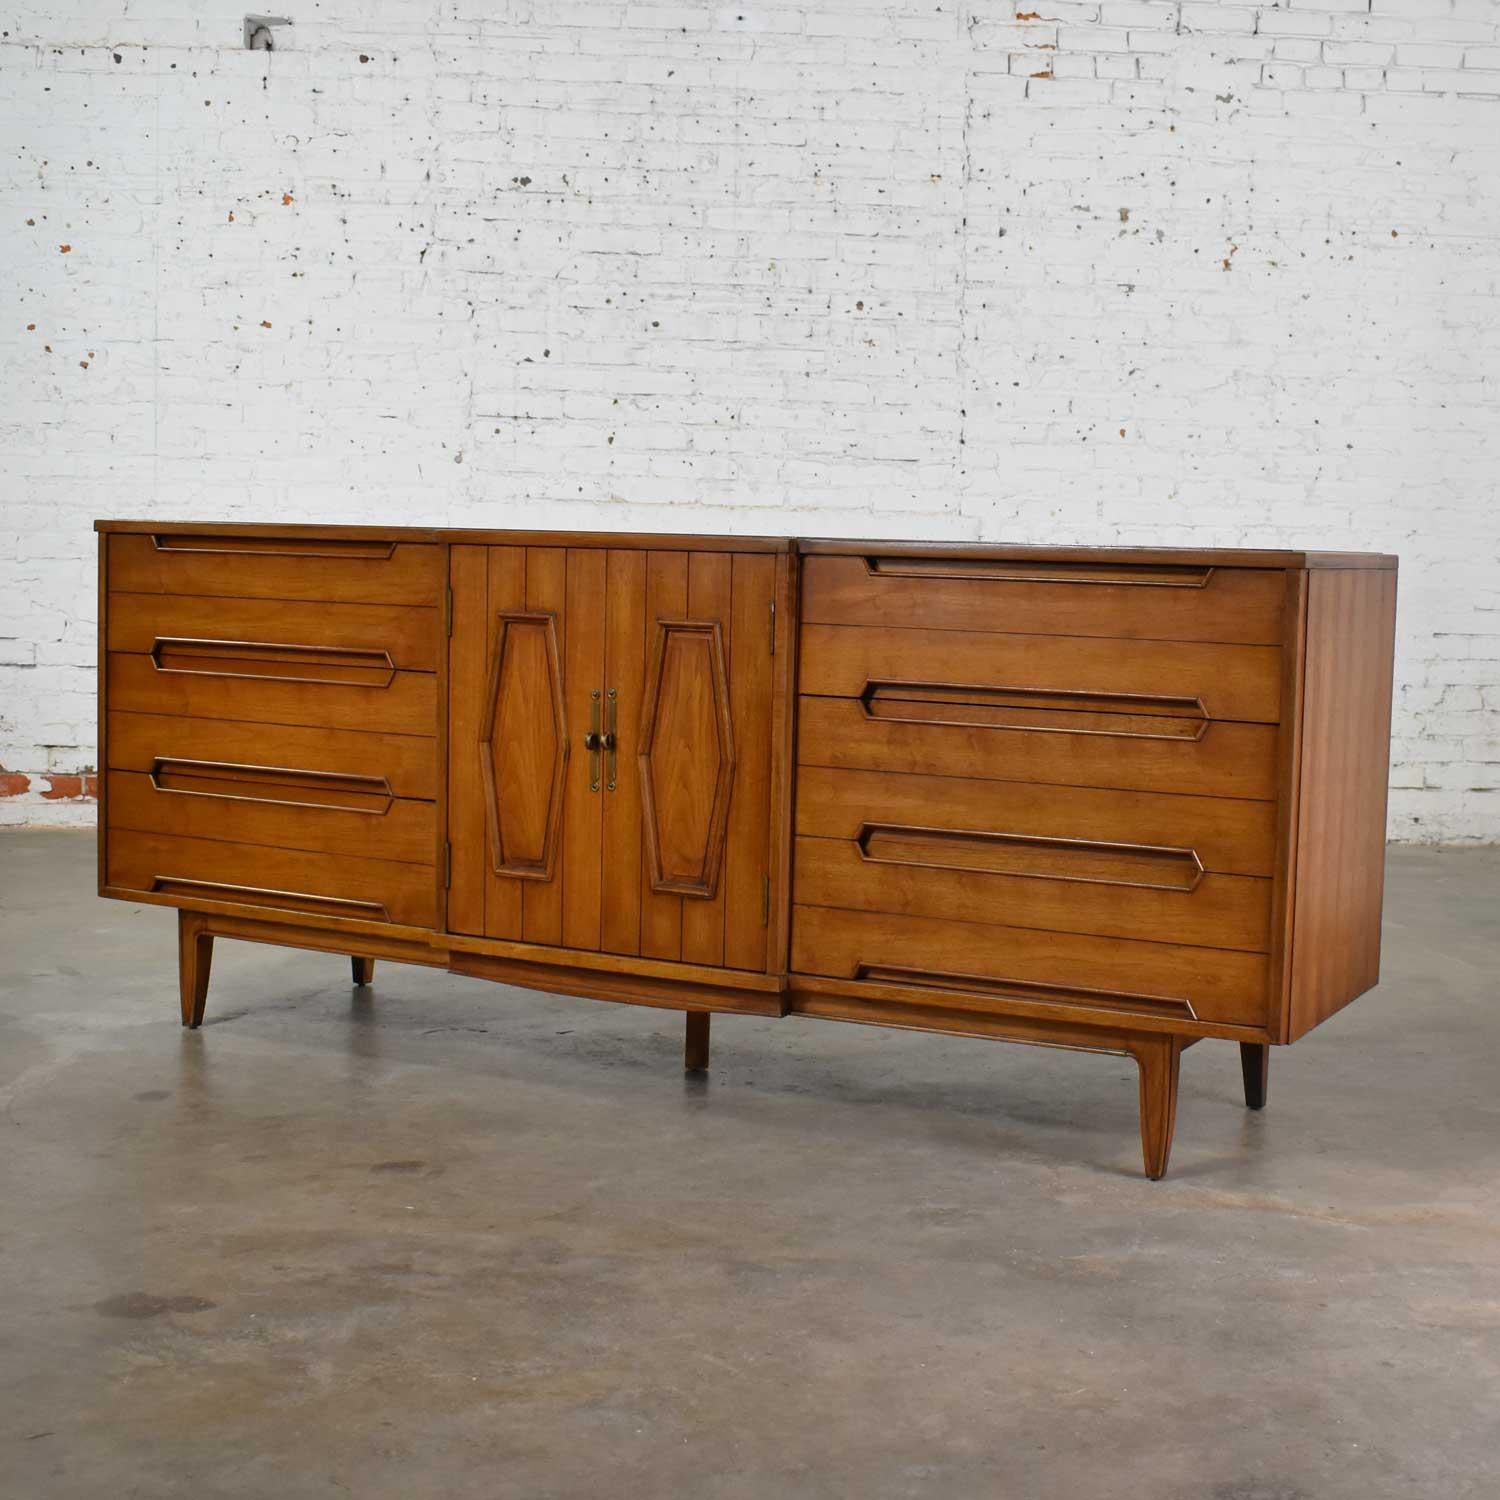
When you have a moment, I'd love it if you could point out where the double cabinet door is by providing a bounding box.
[448,543,777,971]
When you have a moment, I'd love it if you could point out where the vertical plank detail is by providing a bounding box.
[602,550,647,956]
[681,552,734,966]
[521,548,568,947]
[724,553,775,972]
[639,552,687,961]
[446,545,489,937]
[562,549,605,951]
[482,548,527,939]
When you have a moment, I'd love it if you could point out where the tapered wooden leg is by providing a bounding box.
[352,956,375,987]
[1130,1035,1184,1180]
[1239,1042,1269,1110]
[178,912,214,1029]
[685,1011,710,1072]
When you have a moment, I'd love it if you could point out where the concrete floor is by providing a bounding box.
[1,832,1497,1499]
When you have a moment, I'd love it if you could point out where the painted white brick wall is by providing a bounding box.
[1,0,1496,839]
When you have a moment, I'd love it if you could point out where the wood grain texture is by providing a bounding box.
[108,653,437,738]
[107,769,436,866]
[797,696,1278,800]
[801,625,1281,723]
[561,548,605,951]
[446,546,490,937]
[795,836,1271,952]
[602,549,648,956]
[638,552,688,961]
[107,592,439,672]
[795,766,1277,876]
[794,538,1396,570]
[790,905,1269,1028]
[1285,567,1398,1042]
[521,548,568,947]
[802,556,1285,645]
[109,829,437,927]
[107,714,436,800]
[109,532,442,605]
[724,553,776,972]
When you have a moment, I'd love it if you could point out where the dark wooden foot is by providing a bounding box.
[1239,1042,1269,1110]
[685,1011,710,1072]
[1130,1035,1184,1180]
[351,956,375,987]
[178,912,214,1029]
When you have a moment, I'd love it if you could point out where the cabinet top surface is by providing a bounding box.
[94,520,1397,569]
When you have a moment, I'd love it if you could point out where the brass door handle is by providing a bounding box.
[586,690,602,792]
[604,689,618,791]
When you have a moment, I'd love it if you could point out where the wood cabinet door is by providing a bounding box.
[448,544,605,947]
[610,550,776,972]
[448,545,776,973]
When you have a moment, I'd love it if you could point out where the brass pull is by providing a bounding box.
[603,688,618,791]
[585,690,602,792]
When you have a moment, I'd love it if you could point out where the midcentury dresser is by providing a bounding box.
[95,523,1398,1177]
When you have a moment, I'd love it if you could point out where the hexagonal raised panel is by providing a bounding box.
[639,620,735,898]
[480,611,567,880]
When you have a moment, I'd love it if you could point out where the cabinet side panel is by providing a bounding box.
[97,534,109,893]
[1287,567,1397,1041]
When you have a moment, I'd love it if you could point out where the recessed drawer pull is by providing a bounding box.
[149,877,390,921]
[862,682,1209,741]
[149,759,394,814]
[853,964,1199,1022]
[151,638,397,688]
[856,825,1205,892]
[865,558,1214,588]
[152,534,397,560]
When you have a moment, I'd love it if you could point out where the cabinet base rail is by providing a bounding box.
[173,910,1272,1180]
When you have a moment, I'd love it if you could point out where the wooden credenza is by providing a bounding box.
[96,523,1398,1177]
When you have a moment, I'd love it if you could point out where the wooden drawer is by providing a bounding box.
[794,836,1271,952]
[797,696,1278,801]
[107,712,438,801]
[108,532,442,607]
[795,766,1278,878]
[108,653,437,737]
[107,830,437,928]
[107,592,439,673]
[802,555,1286,646]
[801,624,1281,723]
[791,906,1269,1029]
[107,770,436,867]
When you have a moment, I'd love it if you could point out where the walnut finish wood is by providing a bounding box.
[798,695,1279,801]
[108,532,442,606]
[1240,1041,1269,1109]
[801,624,1282,724]
[178,911,213,1028]
[791,904,1269,1029]
[1284,567,1398,1042]
[796,767,1277,877]
[685,1011,711,1072]
[802,555,1286,645]
[794,836,1271,952]
[99,523,1398,1181]
[108,592,439,672]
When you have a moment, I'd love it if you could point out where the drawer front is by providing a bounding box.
[107,770,436,867]
[107,712,437,801]
[795,836,1271,952]
[798,696,1278,801]
[802,555,1286,646]
[801,624,1281,723]
[108,532,442,606]
[108,653,436,737]
[107,830,436,928]
[791,906,1269,1029]
[795,766,1277,877]
[107,592,439,673]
